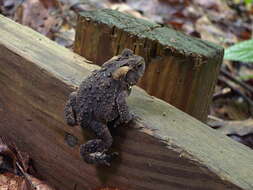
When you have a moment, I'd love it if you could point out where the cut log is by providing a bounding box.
[1,14,253,190]
[74,9,224,122]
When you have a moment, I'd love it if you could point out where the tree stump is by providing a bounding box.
[74,9,224,122]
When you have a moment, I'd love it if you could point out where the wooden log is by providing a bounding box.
[1,14,253,190]
[74,9,224,122]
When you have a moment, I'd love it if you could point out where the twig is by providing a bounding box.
[218,77,253,110]
[213,87,232,100]
[220,68,253,95]
[16,162,36,190]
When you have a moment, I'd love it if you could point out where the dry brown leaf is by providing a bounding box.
[54,25,75,47]
[0,172,24,190]
[110,3,149,20]
[193,0,233,15]
[208,118,253,149]
[0,172,55,190]
[195,15,238,47]
[14,0,60,37]
[0,137,17,174]
[23,174,56,190]
[39,0,59,8]
[211,96,251,120]
[0,137,55,190]
[125,0,165,23]
[209,118,253,136]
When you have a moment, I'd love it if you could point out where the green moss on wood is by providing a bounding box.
[79,9,224,60]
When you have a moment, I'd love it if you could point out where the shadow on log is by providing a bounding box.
[0,15,253,190]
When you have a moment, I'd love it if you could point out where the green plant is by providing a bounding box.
[224,39,253,63]
[244,0,253,5]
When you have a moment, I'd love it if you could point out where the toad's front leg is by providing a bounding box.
[64,92,77,126]
[113,90,134,128]
[80,121,118,166]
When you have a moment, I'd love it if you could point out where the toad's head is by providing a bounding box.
[111,49,145,86]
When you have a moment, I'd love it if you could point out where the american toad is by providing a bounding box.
[64,49,145,166]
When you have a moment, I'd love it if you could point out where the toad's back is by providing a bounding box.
[76,68,121,126]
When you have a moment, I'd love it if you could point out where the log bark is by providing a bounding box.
[74,9,224,122]
[0,14,253,190]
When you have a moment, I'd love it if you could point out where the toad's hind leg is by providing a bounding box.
[64,92,77,126]
[80,121,118,166]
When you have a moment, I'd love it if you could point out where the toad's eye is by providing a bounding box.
[121,49,133,57]
[137,64,142,68]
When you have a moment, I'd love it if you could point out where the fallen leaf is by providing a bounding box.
[110,3,149,20]
[1,0,23,17]
[0,137,55,190]
[14,0,61,37]
[0,172,24,190]
[39,0,59,8]
[23,174,56,190]
[54,25,75,47]
[209,118,253,135]
[211,96,251,120]
[208,118,253,149]
[195,15,238,47]
[0,137,17,174]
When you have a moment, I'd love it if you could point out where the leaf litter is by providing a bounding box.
[0,136,55,190]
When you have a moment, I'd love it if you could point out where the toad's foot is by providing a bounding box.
[80,145,118,166]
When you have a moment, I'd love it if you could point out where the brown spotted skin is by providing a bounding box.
[64,49,145,166]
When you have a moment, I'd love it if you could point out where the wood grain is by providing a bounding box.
[74,9,224,121]
[0,14,253,190]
